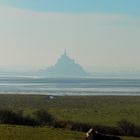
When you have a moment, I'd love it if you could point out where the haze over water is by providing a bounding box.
[0,77,140,96]
[0,0,140,96]
[0,0,140,70]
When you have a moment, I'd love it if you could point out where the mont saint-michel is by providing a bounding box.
[40,50,88,77]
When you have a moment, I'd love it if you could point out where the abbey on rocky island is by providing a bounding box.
[40,50,88,77]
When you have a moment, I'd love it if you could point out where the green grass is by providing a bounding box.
[48,96,140,127]
[0,95,140,127]
[0,125,84,140]
[0,124,138,140]
[0,94,140,139]
[121,137,140,140]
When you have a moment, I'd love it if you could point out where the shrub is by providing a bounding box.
[0,110,39,126]
[1,109,140,137]
[118,119,140,137]
[34,109,55,125]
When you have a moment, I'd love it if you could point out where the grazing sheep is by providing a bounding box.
[86,129,122,140]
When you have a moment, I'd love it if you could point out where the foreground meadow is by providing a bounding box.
[0,94,140,139]
[0,125,139,140]
[0,125,84,140]
[0,95,140,126]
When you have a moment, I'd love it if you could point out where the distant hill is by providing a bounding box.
[40,50,88,77]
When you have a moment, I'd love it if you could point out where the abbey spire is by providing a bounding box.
[64,49,67,56]
[41,50,88,77]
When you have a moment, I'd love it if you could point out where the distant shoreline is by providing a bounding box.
[0,77,140,96]
[0,93,140,96]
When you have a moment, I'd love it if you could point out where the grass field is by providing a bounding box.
[0,94,140,139]
[48,96,140,127]
[0,124,139,140]
[0,95,140,127]
[0,125,84,140]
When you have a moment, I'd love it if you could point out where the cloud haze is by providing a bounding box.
[0,6,140,69]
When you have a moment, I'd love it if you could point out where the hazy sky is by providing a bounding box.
[0,0,140,70]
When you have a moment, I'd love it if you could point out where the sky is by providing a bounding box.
[0,0,140,70]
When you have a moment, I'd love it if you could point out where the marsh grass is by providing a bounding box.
[0,124,138,140]
[0,95,139,127]
[0,95,140,139]
[0,125,84,140]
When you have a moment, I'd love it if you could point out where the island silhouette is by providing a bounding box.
[40,50,88,77]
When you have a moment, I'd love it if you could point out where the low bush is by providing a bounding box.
[53,120,140,137]
[118,119,140,137]
[0,109,55,127]
[34,109,55,125]
[0,110,39,126]
[0,109,140,137]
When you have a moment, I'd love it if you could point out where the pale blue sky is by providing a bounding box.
[0,0,140,16]
[0,1,140,70]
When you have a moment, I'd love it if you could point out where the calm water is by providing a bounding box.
[0,77,140,96]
